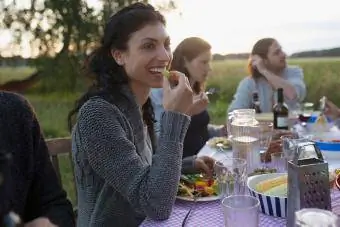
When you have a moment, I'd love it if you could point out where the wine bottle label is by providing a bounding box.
[277,117,288,127]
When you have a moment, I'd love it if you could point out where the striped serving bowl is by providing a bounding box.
[247,173,288,218]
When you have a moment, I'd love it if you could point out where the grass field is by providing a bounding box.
[2,57,340,205]
[0,66,36,84]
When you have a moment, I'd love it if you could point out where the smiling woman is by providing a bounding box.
[114,25,172,92]
[67,3,196,227]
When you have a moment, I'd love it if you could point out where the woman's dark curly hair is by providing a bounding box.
[68,3,166,150]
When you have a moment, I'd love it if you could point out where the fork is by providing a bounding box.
[181,191,200,227]
[205,87,218,96]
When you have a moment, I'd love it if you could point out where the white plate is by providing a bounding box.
[176,195,221,202]
[206,137,232,149]
[198,144,232,159]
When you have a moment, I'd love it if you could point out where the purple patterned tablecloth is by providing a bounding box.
[140,190,340,227]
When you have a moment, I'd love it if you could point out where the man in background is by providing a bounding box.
[228,38,306,113]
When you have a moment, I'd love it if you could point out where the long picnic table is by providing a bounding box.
[141,144,340,227]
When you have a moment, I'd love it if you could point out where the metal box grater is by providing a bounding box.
[287,141,332,227]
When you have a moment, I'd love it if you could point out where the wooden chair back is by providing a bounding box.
[45,137,78,215]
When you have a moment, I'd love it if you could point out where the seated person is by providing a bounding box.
[68,5,215,227]
[0,91,75,227]
[151,37,225,158]
[228,38,306,113]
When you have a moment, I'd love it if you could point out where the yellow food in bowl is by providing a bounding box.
[264,183,288,197]
[256,172,335,197]
[256,175,287,197]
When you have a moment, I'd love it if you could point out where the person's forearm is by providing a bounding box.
[40,191,75,227]
[181,156,197,174]
[332,108,340,122]
[260,69,297,100]
[336,108,340,119]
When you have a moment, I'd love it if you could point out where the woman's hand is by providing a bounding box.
[193,156,215,178]
[187,92,209,116]
[251,55,266,73]
[263,139,282,163]
[324,99,340,120]
[163,71,193,115]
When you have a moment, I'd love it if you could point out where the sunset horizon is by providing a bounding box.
[1,0,340,57]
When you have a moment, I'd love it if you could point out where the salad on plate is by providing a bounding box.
[177,174,219,201]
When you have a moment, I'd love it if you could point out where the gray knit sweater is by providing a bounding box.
[71,89,191,227]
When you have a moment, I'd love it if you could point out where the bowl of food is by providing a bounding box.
[247,173,288,217]
[248,172,336,217]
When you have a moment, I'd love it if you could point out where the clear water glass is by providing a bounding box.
[271,152,286,172]
[222,195,260,227]
[214,158,247,199]
[257,122,273,156]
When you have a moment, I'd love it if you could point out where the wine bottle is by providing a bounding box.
[273,88,289,129]
[252,91,262,113]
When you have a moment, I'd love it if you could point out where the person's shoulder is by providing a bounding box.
[0,92,35,131]
[78,96,126,124]
[287,65,302,69]
[285,65,303,76]
[237,76,256,88]
[76,96,133,136]
[79,96,120,114]
[0,91,33,114]
[0,91,29,105]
